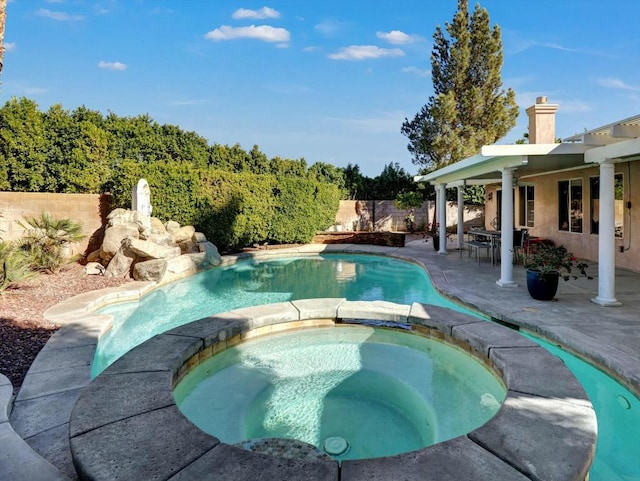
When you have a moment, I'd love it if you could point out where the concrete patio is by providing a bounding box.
[1,235,639,480]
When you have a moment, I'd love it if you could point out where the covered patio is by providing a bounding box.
[416,97,640,307]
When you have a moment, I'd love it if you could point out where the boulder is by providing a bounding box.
[165,220,181,233]
[199,241,222,266]
[150,217,167,234]
[133,259,168,282]
[192,232,207,243]
[104,248,135,278]
[106,208,129,226]
[86,249,102,263]
[85,262,105,275]
[179,240,199,254]
[100,224,139,262]
[171,225,196,244]
[131,210,149,232]
[147,232,175,247]
[127,238,181,260]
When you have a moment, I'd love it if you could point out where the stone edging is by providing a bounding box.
[69,299,596,481]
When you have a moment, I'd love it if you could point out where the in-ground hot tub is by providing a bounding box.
[69,300,597,481]
[174,325,505,460]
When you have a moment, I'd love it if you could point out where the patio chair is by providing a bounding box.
[513,229,528,264]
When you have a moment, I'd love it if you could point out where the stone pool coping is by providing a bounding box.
[69,299,596,481]
[3,244,598,480]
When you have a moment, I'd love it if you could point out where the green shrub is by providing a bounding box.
[108,164,340,252]
[0,241,36,293]
[17,212,85,273]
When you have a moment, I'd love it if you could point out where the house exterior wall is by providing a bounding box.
[485,159,640,272]
[0,192,111,256]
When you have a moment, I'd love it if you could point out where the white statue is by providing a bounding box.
[131,178,153,229]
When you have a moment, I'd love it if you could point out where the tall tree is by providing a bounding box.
[401,0,518,169]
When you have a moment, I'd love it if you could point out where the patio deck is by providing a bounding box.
[2,236,639,479]
[406,235,640,394]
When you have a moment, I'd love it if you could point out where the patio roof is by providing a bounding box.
[415,114,640,186]
[413,142,587,186]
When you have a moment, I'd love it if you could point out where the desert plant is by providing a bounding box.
[17,212,85,273]
[0,241,36,293]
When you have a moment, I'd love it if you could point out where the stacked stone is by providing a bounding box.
[86,208,222,283]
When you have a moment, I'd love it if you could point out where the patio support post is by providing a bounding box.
[457,186,464,250]
[497,167,517,287]
[437,183,448,255]
[592,161,622,306]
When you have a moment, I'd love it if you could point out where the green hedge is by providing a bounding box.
[109,165,340,251]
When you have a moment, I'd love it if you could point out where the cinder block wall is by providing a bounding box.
[334,200,484,232]
[0,192,111,255]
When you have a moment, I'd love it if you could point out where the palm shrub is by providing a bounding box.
[17,212,85,273]
[1,213,36,292]
[0,241,36,293]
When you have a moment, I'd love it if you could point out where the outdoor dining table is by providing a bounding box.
[464,228,501,265]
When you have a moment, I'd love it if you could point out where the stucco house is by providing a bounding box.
[416,97,640,307]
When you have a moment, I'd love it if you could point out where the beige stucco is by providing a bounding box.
[484,160,640,272]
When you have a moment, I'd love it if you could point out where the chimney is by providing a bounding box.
[525,96,558,144]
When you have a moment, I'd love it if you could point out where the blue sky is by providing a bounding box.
[2,1,640,176]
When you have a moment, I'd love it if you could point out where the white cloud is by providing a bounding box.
[402,66,430,78]
[376,30,423,45]
[3,42,16,52]
[7,82,48,95]
[329,45,405,61]
[205,25,290,43]
[596,77,640,91]
[35,8,84,21]
[232,7,280,20]
[314,20,342,37]
[98,60,127,71]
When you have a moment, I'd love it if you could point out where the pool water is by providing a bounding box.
[93,254,469,375]
[93,253,640,479]
[524,334,640,481]
[173,326,505,460]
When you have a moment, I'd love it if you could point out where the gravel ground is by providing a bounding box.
[0,263,130,392]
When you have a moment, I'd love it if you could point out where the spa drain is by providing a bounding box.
[323,436,349,456]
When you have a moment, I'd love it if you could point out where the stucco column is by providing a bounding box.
[437,183,448,255]
[497,168,517,287]
[457,186,464,249]
[592,161,622,306]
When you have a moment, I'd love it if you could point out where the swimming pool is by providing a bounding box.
[94,253,639,479]
[93,254,473,375]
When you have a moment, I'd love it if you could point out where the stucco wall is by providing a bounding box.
[0,192,110,255]
[334,200,484,233]
[485,159,640,272]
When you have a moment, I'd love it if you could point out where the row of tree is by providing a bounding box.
[0,97,424,202]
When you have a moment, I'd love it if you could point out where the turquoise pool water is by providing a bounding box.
[174,326,505,460]
[94,253,640,478]
[93,254,470,375]
[523,334,640,481]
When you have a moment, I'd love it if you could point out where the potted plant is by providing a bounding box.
[424,222,440,250]
[523,242,592,300]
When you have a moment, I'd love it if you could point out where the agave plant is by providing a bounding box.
[17,212,85,273]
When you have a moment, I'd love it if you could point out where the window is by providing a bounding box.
[518,185,534,227]
[558,179,582,233]
[589,174,623,237]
